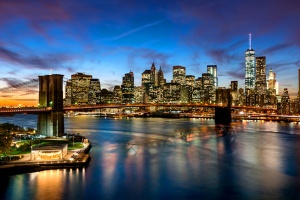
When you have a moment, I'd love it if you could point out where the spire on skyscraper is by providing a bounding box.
[249,33,252,50]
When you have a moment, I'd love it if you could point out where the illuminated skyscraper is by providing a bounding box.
[202,73,214,103]
[89,78,101,105]
[141,70,151,87]
[157,66,165,87]
[268,68,276,92]
[121,71,134,103]
[230,81,238,92]
[186,75,195,88]
[172,66,186,85]
[207,65,218,88]
[245,33,256,91]
[150,62,158,86]
[69,72,93,105]
[255,56,266,93]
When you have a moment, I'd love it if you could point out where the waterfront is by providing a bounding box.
[1,115,300,199]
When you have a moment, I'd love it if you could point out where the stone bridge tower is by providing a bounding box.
[215,88,232,126]
[37,74,64,137]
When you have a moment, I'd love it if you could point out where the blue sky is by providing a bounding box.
[1,0,300,105]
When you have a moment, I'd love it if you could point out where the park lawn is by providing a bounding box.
[68,142,84,150]
[8,140,84,155]
[10,148,31,155]
[32,141,84,150]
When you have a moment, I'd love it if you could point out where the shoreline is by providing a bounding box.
[0,143,92,176]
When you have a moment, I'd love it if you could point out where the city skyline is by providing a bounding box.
[1,0,300,105]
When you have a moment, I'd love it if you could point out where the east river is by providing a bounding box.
[1,114,300,200]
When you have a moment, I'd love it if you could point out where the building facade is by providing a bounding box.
[255,56,266,93]
[207,65,218,89]
[172,66,186,85]
[121,71,135,104]
[245,34,256,91]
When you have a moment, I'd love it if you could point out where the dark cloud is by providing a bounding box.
[226,71,244,80]
[224,61,244,80]
[0,0,70,24]
[268,59,300,73]
[176,0,300,51]
[0,94,13,98]
[19,91,38,97]
[0,45,75,70]
[0,77,39,96]
[0,77,24,88]
[261,43,294,55]
[207,49,238,64]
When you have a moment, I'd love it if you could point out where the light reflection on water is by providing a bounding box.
[1,115,300,199]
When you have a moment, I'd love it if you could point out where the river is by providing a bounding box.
[1,114,300,199]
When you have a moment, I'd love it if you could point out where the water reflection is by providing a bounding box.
[1,117,300,199]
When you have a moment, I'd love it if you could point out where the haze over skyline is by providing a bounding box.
[1,0,300,106]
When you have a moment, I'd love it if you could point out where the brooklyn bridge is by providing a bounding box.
[0,74,293,137]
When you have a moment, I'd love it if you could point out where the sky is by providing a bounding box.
[0,0,300,106]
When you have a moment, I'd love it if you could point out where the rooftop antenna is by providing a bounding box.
[50,69,52,75]
[249,33,252,50]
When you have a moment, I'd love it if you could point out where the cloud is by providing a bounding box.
[226,71,244,80]
[261,43,294,55]
[0,78,39,93]
[0,0,70,25]
[0,77,24,88]
[268,59,300,72]
[207,49,239,64]
[224,61,245,80]
[0,45,75,71]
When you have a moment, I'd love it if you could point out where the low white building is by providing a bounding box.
[31,143,68,161]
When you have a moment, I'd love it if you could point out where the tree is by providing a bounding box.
[0,134,12,155]
[0,123,15,155]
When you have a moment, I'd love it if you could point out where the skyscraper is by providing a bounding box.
[186,75,195,88]
[121,71,134,103]
[268,68,276,93]
[173,66,186,85]
[230,81,238,92]
[69,72,93,105]
[157,66,165,87]
[202,73,214,103]
[207,65,218,88]
[150,62,158,86]
[255,56,266,93]
[141,70,151,87]
[245,33,256,91]
[89,78,101,105]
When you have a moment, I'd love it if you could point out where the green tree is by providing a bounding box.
[0,123,16,155]
[0,134,12,155]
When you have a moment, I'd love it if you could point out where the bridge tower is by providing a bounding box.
[37,74,64,137]
[215,88,232,126]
